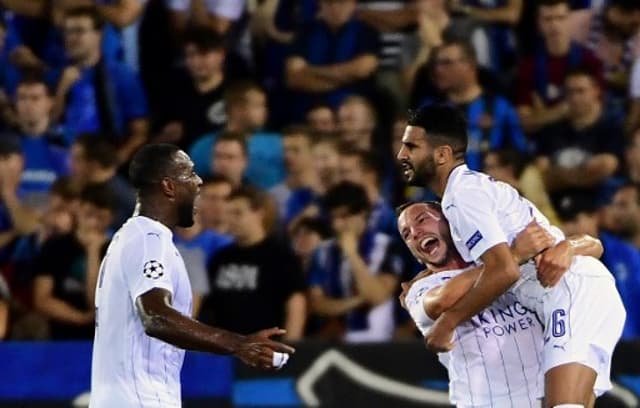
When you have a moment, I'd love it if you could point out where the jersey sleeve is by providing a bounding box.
[445,188,508,262]
[405,275,447,336]
[123,232,175,302]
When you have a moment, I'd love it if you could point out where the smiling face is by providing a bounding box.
[397,202,464,269]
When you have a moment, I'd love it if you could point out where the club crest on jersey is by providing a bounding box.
[466,230,483,250]
[143,260,164,279]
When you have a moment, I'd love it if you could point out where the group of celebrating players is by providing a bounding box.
[89,104,625,408]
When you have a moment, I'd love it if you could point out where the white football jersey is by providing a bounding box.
[90,216,193,408]
[405,268,544,407]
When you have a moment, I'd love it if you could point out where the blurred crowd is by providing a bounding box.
[0,0,640,343]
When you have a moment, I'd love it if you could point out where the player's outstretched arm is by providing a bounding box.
[136,288,295,370]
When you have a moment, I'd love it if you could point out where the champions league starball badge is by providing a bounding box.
[143,260,165,279]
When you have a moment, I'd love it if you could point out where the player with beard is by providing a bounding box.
[397,201,604,407]
[90,144,294,408]
[396,104,625,408]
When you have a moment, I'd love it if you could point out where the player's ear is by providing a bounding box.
[434,145,451,165]
[161,177,176,200]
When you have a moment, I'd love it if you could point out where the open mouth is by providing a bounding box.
[420,237,439,256]
[400,161,414,178]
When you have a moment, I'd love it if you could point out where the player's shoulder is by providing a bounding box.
[121,217,173,244]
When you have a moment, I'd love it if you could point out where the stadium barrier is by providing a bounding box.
[1,340,639,407]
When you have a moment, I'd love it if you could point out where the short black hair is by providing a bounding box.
[395,200,442,217]
[282,124,312,141]
[537,0,570,9]
[182,26,226,52]
[75,134,118,168]
[436,39,478,66]
[64,6,105,30]
[16,72,52,95]
[291,216,332,239]
[201,173,232,187]
[338,146,383,182]
[552,189,599,221]
[323,181,370,215]
[50,176,79,200]
[565,66,600,87]
[485,149,528,179]
[214,131,248,157]
[129,143,182,191]
[608,0,640,11]
[80,183,117,213]
[227,185,267,210]
[407,104,468,159]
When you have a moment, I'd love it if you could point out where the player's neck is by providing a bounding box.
[431,161,464,197]
[428,257,470,273]
[137,199,178,230]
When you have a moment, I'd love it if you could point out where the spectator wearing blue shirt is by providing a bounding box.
[285,0,380,120]
[308,182,403,342]
[11,77,69,212]
[269,126,320,221]
[52,6,148,164]
[421,39,528,171]
[189,81,285,189]
[604,183,640,249]
[337,147,395,237]
[555,189,640,340]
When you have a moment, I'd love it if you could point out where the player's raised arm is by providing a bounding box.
[136,288,294,370]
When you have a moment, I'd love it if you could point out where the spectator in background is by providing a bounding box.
[627,58,640,134]
[33,184,115,340]
[604,184,640,249]
[535,68,623,194]
[306,103,337,134]
[337,95,377,151]
[198,175,233,234]
[53,6,149,163]
[166,0,246,35]
[625,129,640,184]
[572,0,640,104]
[484,149,561,226]
[554,189,640,340]
[69,135,135,229]
[516,0,602,134]
[356,0,416,111]
[190,81,285,189]
[0,17,19,128]
[157,27,227,150]
[285,0,379,119]
[0,274,8,339]
[308,182,402,342]
[174,216,232,317]
[283,133,342,227]
[269,126,319,220]
[290,216,332,271]
[10,76,68,212]
[337,147,396,236]
[420,40,528,170]
[210,131,249,189]
[449,0,523,74]
[200,186,306,341]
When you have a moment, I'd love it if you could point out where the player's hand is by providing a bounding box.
[511,221,554,265]
[235,327,295,370]
[424,314,455,353]
[399,269,431,310]
[535,240,573,287]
